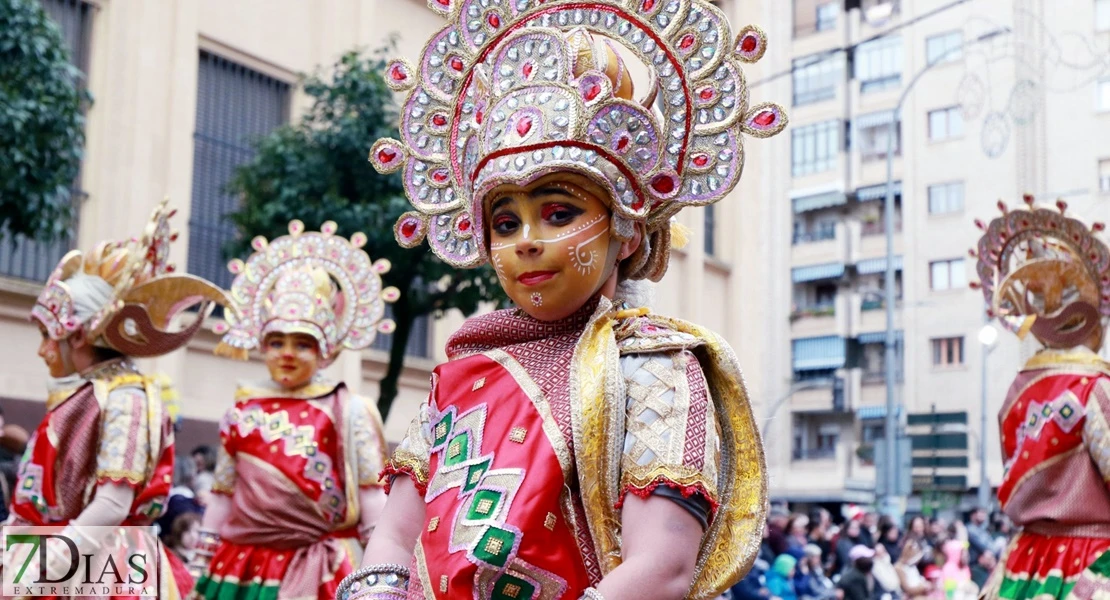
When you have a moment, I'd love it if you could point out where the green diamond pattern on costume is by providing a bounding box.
[195,575,280,600]
[467,489,503,520]
[475,526,516,568]
[445,433,470,467]
[999,572,1073,600]
[492,574,536,600]
[464,458,491,493]
[434,412,454,446]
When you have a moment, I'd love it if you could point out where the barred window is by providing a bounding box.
[187,51,290,289]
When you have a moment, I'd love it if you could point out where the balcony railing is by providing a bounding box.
[793,447,838,461]
[861,220,903,236]
[792,228,837,245]
[790,304,836,321]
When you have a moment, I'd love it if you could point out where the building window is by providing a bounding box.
[926,31,963,65]
[0,0,93,282]
[793,418,840,460]
[928,182,965,214]
[932,337,965,367]
[854,112,901,162]
[792,120,841,177]
[1098,78,1110,111]
[188,52,291,289]
[795,0,839,37]
[793,53,843,106]
[704,204,716,256]
[928,107,964,140]
[1100,159,1110,194]
[817,2,839,30]
[369,305,431,357]
[854,35,902,93]
[930,258,966,291]
[1098,0,1110,31]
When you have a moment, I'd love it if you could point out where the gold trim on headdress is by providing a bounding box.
[214,220,399,366]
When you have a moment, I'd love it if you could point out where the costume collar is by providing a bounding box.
[45,358,141,411]
[1023,346,1110,372]
[445,295,607,359]
[234,377,341,402]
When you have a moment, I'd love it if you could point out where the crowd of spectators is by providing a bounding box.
[725,506,1012,600]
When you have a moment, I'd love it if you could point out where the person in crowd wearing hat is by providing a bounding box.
[838,545,882,600]
[768,555,799,600]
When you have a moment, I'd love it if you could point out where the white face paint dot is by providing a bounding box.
[531,292,543,307]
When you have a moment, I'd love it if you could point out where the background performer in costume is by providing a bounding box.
[972,195,1110,600]
[6,199,228,599]
[336,1,786,598]
[191,220,397,600]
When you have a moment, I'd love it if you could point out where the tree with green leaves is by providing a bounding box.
[228,48,506,420]
[0,0,89,241]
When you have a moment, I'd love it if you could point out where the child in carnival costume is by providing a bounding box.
[972,195,1110,600]
[337,1,787,598]
[8,199,228,599]
[191,220,398,600]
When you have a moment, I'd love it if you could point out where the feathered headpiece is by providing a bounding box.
[214,220,399,366]
[30,199,229,357]
[372,0,787,281]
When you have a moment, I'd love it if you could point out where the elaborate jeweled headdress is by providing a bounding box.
[372,0,786,280]
[31,199,230,357]
[214,220,400,366]
[971,195,1110,343]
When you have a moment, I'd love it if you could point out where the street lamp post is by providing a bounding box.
[880,27,1009,518]
[977,323,999,508]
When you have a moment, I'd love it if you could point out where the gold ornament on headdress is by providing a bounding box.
[214,220,400,366]
[970,194,1110,340]
[31,198,231,357]
[374,0,787,282]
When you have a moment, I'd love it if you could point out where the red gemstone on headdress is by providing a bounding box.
[641,0,656,10]
[753,110,777,127]
[475,109,484,125]
[651,174,676,195]
[679,34,696,51]
[632,197,645,211]
[378,148,397,163]
[693,154,710,167]
[432,114,448,127]
[449,56,464,72]
[1094,222,1106,232]
[699,88,715,101]
[432,170,449,183]
[434,0,450,6]
[584,81,602,101]
[741,35,758,53]
[457,216,472,232]
[389,64,407,82]
[522,62,534,78]
[616,135,631,152]
[487,13,501,28]
[516,116,533,137]
[401,220,418,238]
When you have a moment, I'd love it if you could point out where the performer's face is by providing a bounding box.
[485,174,621,321]
[263,332,320,390]
[36,322,72,377]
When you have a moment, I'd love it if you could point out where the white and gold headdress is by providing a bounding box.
[372,0,786,280]
[30,199,229,357]
[971,195,1110,342]
[214,220,399,366]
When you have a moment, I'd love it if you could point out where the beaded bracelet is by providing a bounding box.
[335,564,411,600]
[580,588,606,600]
